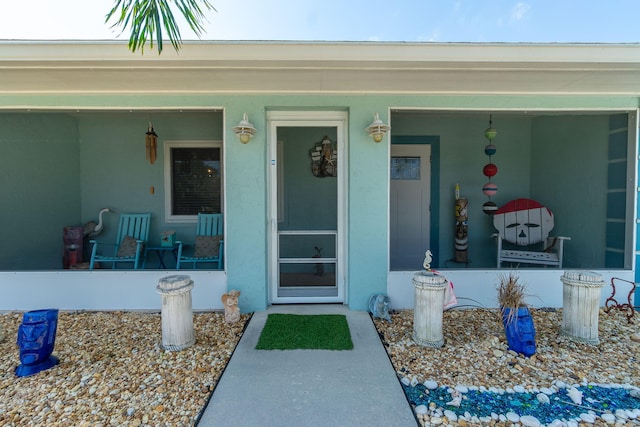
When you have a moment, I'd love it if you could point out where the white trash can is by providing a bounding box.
[156,275,195,351]
[560,270,605,345]
[413,271,448,348]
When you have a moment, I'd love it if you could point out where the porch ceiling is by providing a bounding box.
[0,41,639,96]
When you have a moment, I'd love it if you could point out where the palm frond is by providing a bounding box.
[106,0,214,54]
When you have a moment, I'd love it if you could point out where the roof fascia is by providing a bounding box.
[0,41,639,71]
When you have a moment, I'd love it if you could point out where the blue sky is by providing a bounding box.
[1,0,638,43]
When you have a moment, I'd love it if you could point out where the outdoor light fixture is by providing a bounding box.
[232,113,256,144]
[366,113,390,143]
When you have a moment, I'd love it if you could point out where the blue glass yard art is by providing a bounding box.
[501,306,536,357]
[15,309,60,377]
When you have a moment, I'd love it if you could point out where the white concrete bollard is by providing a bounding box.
[560,270,605,345]
[156,275,195,351]
[413,272,448,348]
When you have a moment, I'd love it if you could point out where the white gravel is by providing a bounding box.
[1,307,639,426]
[0,311,248,426]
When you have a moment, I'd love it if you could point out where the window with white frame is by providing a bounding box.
[164,141,223,222]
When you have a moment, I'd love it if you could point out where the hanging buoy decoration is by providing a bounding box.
[484,144,497,156]
[482,200,498,214]
[482,115,498,214]
[483,163,498,178]
[485,126,497,141]
[482,182,498,197]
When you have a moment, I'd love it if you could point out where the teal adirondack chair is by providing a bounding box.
[89,213,151,270]
[176,213,224,269]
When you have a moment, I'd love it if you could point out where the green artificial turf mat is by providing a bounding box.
[255,313,353,350]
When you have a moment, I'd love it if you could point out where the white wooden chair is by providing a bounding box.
[492,198,570,268]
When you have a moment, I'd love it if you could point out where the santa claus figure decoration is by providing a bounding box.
[493,198,554,246]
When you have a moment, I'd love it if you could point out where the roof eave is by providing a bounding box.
[0,41,638,96]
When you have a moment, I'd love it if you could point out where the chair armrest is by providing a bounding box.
[175,241,195,251]
[544,236,570,253]
[89,240,116,247]
[545,236,571,245]
[175,241,186,269]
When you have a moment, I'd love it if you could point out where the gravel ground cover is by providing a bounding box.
[0,311,249,426]
[373,308,640,426]
[1,307,639,426]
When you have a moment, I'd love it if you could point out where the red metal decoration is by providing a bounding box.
[604,277,636,323]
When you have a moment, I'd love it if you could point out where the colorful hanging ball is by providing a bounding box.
[485,127,497,141]
[484,144,497,156]
[483,163,498,178]
[482,201,498,215]
[482,182,498,197]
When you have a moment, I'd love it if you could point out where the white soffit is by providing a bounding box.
[0,41,639,95]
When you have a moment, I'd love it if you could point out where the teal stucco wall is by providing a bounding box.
[530,115,609,268]
[78,111,224,251]
[0,113,80,269]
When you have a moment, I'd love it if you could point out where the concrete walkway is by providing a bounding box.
[197,304,418,426]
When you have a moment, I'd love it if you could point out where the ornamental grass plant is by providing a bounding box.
[497,272,529,324]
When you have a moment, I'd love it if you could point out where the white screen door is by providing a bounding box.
[267,112,347,303]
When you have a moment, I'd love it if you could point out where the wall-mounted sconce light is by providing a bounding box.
[232,113,256,144]
[366,113,390,143]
